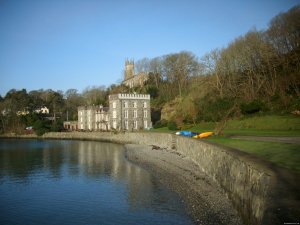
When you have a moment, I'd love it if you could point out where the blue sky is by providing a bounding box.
[0,0,299,96]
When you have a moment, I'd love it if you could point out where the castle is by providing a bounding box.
[122,60,149,88]
[73,60,152,131]
[77,94,152,131]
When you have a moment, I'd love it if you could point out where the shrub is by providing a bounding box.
[153,119,167,128]
[240,100,264,115]
[167,120,178,130]
[196,97,235,122]
[33,119,50,136]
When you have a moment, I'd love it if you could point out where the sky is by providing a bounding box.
[0,0,299,96]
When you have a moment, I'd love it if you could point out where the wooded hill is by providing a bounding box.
[131,5,300,132]
[0,5,299,134]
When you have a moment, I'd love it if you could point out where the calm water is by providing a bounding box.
[0,139,193,225]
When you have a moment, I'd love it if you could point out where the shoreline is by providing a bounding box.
[124,144,243,225]
[1,132,299,225]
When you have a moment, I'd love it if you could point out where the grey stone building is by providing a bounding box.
[78,105,110,131]
[77,93,152,131]
[122,60,149,88]
[109,93,151,130]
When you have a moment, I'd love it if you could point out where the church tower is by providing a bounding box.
[124,59,134,81]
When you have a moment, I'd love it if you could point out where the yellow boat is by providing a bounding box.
[193,132,213,139]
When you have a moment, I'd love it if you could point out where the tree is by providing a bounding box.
[64,89,84,121]
[267,5,300,54]
[149,57,163,88]
[135,57,151,74]
[82,86,107,105]
[162,51,199,98]
[201,49,224,97]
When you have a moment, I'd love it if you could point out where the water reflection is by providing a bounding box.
[0,139,193,225]
[0,139,145,180]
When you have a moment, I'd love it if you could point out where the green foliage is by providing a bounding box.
[153,119,167,129]
[167,120,178,130]
[146,86,159,98]
[240,100,265,115]
[183,114,193,124]
[33,119,51,136]
[197,97,235,122]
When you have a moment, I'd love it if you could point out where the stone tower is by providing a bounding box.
[124,59,134,81]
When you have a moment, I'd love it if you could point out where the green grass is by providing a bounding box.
[223,129,300,136]
[206,137,300,173]
[151,115,300,136]
[150,115,300,172]
[225,115,300,130]
[149,127,175,133]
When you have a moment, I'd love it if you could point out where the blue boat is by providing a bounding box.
[175,131,199,137]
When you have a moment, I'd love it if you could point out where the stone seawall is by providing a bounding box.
[175,136,274,225]
[1,131,298,225]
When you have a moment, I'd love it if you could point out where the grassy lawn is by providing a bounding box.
[150,115,300,172]
[223,129,300,136]
[206,137,300,173]
[151,115,300,136]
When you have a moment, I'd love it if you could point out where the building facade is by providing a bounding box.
[122,60,149,88]
[78,105,110,131]
[109,94,151,130]
[77,94,152,131]
[63,121,78,131]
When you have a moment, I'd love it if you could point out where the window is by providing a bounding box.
[143,102,147,108]
[113,120,117,129]
[124,101,128,108]
[133,102,137,108]
[112,101,116,109]
[144,120,148,129]
[133,110,137,118]
[125,110,128,118]
[125,120,128,130]
[143,110,147,118]
[134,120,138,129]
[113,110,117,119]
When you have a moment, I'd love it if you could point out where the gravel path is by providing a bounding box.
[125,144,243,225]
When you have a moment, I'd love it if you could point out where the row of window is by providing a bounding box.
[112,120,148,129]
[79,123,109,130]
[112,110,147,119]
[80,109,148,121]
[79,114,108,122]
[112,101,147,109]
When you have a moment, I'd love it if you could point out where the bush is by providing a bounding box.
[35,128,47,136]
[167,120,178,130]
[153,119,167,128]
[240,100,264,115]
[33,119,50,136]
[196,97,235,122]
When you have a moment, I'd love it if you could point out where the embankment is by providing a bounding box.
[1,131,299,225]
